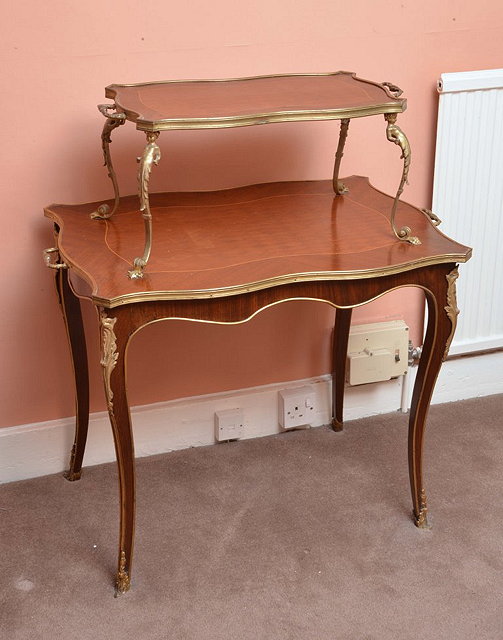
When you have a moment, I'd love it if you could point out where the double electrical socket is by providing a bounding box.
[278,385,316,430]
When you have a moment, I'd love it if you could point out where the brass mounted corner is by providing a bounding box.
[99,311,119,414]
[443,267,460,361]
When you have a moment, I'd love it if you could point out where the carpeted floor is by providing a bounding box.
[1,394,502,639]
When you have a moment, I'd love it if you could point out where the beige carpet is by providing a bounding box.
[1,394,502,639]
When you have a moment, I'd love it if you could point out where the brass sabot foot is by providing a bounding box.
[413,512,432,530]
[413,489,432,529]
[114,574,131,597]
[114,551,131,596]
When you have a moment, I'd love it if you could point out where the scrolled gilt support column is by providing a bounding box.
[128,131,161,280]
[384,113,421,246]
[90,105,126,220]
[443,266,460,361]
[332,118,350,195]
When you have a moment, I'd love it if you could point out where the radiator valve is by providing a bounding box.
[408,340,422,366]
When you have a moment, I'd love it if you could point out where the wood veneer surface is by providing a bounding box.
[106,73,405,128]
[45,176,471,306]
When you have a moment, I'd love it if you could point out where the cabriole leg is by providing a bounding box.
[408,266,459,529]
[332,308,352,431]
[54,266,89,481]
[98,308,136,595]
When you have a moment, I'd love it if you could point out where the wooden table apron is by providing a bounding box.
[55,259,458,594]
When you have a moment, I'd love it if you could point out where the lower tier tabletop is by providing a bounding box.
[44,176,471,307]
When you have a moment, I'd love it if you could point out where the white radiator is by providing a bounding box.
[432,69,503,355]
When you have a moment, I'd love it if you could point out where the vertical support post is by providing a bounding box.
[90,107,126,220]
[332,119,350,195]
[332,307,352,431]
[128,131,161,279]
[384,113,421,245]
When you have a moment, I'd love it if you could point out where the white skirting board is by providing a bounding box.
[1,351,502,484]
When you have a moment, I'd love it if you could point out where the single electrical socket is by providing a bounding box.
[278,385,316,430]
[215,408,244,441]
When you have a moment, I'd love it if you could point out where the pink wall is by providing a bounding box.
[2,1,503,427]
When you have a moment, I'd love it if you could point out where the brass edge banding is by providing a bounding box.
[106,70,405,91]
[443,266,460,361]
[105,71,405,131]
[91,253,471,308]
[132,106,405,131]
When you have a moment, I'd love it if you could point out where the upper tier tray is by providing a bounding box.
[105,72,407,131]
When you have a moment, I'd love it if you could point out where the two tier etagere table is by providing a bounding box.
[44,72,471,595]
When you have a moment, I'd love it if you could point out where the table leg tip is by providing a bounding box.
[114,550,131,596]
[114,581,131,598]
[331,418,344,432]
[413,513,432,530]
[63,470,82,482]
[114,575,131,597]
